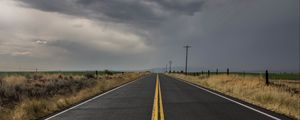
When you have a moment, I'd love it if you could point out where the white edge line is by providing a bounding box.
[44,75,147,120]
[170,76,282,120]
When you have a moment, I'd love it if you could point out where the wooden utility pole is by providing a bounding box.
[166,64,168,73]
[184,45,191,75]
[169,60,172,73]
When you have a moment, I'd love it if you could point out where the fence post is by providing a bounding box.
[227,68,229,75]
[96,70,98,79]
[265,70,269,85]
[208,70,210,77]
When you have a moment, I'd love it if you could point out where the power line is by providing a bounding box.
[184,45,191,75]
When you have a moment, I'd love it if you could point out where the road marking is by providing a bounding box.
[158,75,165,120]
[151,75,159,120]
[170,75,282,120]
[44,75,148,120]
[151,74,165,120]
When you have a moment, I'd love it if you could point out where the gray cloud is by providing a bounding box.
[0,0,299,72]
[18,0,205,27]
[0,0,152,71]
[34,39,47,45]
[146,0,299,72]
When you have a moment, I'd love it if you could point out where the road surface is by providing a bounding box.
[44,74,292,120]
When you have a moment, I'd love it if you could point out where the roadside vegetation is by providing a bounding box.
[167,73,300,119]
[0,71,148,120]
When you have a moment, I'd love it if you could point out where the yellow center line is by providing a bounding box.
[152,74,165,120]
[158,75,165,120]
[152,75,159,120]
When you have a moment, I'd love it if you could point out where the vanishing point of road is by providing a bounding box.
[44,74,292,120]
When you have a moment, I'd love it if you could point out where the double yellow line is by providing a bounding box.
[152,74,165,120]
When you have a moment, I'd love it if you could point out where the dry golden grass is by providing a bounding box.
[271,80,300,93]
[2,76,27,86]
[168,73,300,119]
[0,72,148,120]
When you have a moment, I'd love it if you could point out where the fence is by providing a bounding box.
[169,68,300,86]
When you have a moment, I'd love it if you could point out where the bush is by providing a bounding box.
[84,74,95,79]
[104,70,113,75]
[0,74,98,105]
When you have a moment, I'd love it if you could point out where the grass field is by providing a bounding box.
[0,70,121,77]
[186,72,300,80]
[167,73,300,119]
[0,71,148,120]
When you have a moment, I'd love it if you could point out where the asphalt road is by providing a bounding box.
[46,74,156,120]
[45,74,292,120]
[159,74,291,120]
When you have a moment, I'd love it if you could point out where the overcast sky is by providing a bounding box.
[0,0,299,72]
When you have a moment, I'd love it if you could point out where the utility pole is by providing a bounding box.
[184,45,191,75]
[169,60,172,73]
[165,64,168,73]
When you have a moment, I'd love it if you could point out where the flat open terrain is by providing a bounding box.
[168,73,299,119]
[45,74,292,120]
[0,72,147,120]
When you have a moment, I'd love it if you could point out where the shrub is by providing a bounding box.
[84,74,95,79]
[104,70,113,75]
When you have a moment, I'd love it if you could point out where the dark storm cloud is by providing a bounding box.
[18,0,205,27]
[145,0,299,72]
[2,0,298,72]
[152,0,204,15]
